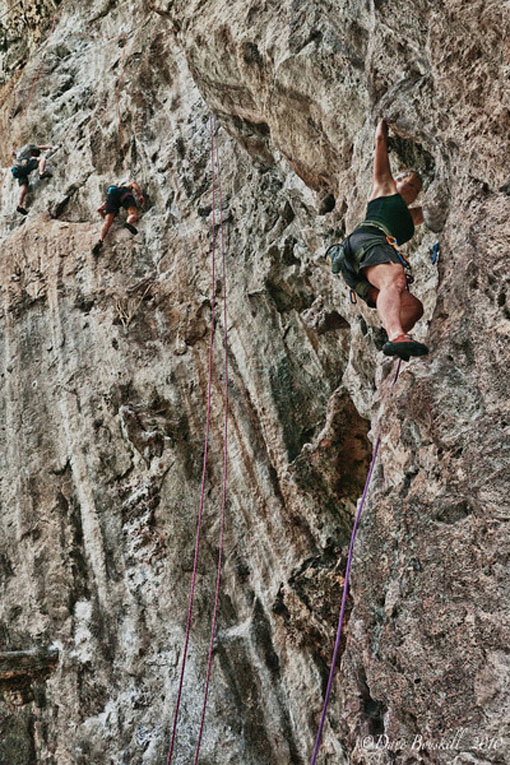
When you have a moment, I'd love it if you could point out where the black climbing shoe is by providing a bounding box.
[39,171,52,180]
[382,333,429,360]
[125,223,138,235]
[17,206,28,215]
[92,240,103,256]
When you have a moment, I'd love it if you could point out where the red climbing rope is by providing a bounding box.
[193,112,229,764]
[166,121,219,765]
[310,359,402,765]
[167,113,230,765]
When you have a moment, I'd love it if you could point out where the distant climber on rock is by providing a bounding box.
[11,144,55,215]
[326,119,429,361]
[92,180,145,256]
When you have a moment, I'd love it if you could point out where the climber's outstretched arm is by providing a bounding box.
[128,179,144,208]
[371,119,396,198]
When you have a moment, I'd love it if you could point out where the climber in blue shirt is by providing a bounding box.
[92,179,145,255]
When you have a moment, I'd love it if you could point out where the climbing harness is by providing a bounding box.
[326,222,414,306]
[310,359,402,764]
[167,113,229,765]
[385,233,414,286]
[360,218,414,286]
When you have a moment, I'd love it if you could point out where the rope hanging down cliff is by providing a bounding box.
[310,360,402,764]
[166,113,230,765]
[3,5,231,760]
[193,112,230,765]
[312,120,431,759]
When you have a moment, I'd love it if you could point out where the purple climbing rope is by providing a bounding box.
[193,112,230,763]
[166,117,219,765]
[310,360,402,764]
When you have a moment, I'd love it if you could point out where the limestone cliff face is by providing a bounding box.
[0,1,508,763]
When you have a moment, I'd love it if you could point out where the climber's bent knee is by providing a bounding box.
[363,261,407,293]
[126,206,139,223]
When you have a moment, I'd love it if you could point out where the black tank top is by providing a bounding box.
[108,186,133,204]
[364,193,414,244]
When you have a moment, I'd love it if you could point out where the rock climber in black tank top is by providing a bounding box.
[345,119,429,360]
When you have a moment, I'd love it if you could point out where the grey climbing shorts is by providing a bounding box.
[342,226,406,308]
[350,228,403,274]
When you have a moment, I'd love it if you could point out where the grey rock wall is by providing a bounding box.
[0,0,508,763]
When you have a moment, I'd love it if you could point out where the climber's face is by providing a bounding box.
[395,170,422,204]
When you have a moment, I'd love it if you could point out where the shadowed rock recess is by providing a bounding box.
[0,0,509,763]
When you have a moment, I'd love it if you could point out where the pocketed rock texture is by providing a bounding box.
[0,1,509,763]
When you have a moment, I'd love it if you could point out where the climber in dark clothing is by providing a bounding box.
[92,180,144,255]
[331,119,429,360]
[11,143,55,215]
